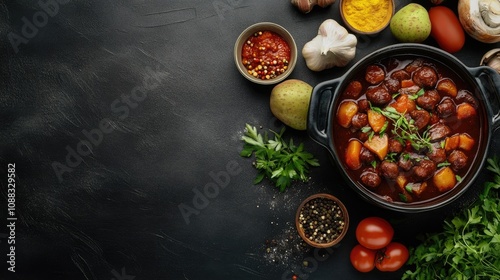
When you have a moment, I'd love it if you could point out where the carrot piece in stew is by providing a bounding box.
[390,94,416,114]
[345,140,363,170]
[456,103,476,120]
[458,133,475,151]
[337,101,358,128]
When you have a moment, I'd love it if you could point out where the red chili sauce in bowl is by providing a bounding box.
[241,31,291,81]
[334,56,481,203]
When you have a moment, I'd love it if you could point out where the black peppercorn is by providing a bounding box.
[298,197,346,244]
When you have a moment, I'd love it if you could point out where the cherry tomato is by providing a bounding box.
[375,242,409,272]
[355,217,394,250]
[429,6,465,53]
[350,244,376,272]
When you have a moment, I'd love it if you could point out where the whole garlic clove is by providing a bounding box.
[480,48,500,74]
[291,0,314,13]
[291,0,336,13]
[458,0,500,43]
[302,19,357,71]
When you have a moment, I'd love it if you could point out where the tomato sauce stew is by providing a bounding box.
[241,31,290,80]
[334,56,481,203]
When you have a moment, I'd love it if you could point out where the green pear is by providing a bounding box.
[270,79,312,130]
[390,3,431,43]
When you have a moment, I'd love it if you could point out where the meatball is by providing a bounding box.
[366,86,391,106]
[398,154,413,171]
[413,159,437,181]
[448,150,468,171]
[428,123,451,142]
[360,168,382,188]
[427,145,447,164]
[417,89,441,111]
[456,89,478,108]
[343,80,363,99]
[410,110,431,131]
[413,66,438,88]
[380,161,399,179]
[357,99,370,113]
[357,130,370,142]
[351,113,368,129]
[398,85,420,95]
[436,98,456,118]
[405,59,424,73]
[365,65,385,85]
[384,78,401,93]
[391,69,411,81]
[388,139,404,153]
[359,147,375,164]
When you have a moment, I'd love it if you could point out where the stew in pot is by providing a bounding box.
[334,57,481,203]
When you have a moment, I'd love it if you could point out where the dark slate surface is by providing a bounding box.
[1,0,500,279]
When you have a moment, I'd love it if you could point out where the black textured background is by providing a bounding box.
[1,0,500,279]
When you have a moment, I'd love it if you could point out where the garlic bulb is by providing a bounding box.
[480,48,500,73]
[458,0,500,43]
[302,19,357,71]
[291,0,336,14]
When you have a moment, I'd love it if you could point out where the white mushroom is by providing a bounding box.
[458,0,500,43]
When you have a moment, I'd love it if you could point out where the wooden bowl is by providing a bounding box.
[295,193,349,248]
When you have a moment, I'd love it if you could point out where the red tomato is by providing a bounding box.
[350,244,376,273]
[429,6,465,53]
[375,242,409,272]
[355,217,394,250]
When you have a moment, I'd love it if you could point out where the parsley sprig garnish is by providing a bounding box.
[371,103,432,152]
[403,156,500,279]
[240,124,320,192]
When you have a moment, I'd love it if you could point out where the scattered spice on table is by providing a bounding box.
[263,223,309,266]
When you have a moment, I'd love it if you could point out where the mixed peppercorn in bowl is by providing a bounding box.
[234,22,297,85]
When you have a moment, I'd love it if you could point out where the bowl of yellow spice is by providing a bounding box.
[340,0,394,35]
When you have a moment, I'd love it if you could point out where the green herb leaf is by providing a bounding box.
[402,156,500,280]
[240,124,320,192]
[377,103,432,153]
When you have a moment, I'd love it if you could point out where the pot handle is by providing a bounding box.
[469,66,500,131]
[307,78,341,147]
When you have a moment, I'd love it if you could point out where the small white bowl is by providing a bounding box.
[234,22,297,85]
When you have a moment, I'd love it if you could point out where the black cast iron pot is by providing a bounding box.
[308,43,500,213]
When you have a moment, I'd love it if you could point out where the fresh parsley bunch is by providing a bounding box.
[240,124,320,192]
[402,157,500,279]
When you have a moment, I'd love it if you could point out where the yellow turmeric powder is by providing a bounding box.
[342,0,392,33]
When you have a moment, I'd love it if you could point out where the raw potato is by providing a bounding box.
[270,79,313,130]
[390,3,431,43]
